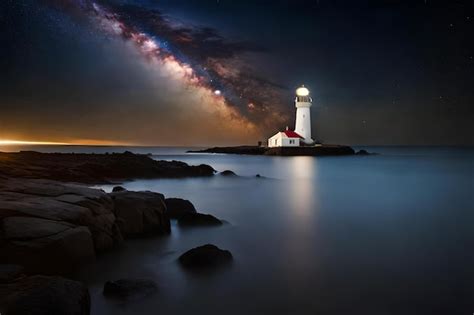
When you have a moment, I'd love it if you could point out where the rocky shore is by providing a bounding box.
[188,144,357,156]
[0,152,228,314]
[0,151,215,183]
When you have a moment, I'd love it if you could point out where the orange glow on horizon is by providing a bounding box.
[0,139,130,146]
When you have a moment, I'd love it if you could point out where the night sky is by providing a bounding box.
[1,0,473,146]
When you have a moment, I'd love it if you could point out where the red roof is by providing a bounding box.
[283,130,304,138]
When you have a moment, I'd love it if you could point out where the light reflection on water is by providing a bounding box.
[72,147,473,314]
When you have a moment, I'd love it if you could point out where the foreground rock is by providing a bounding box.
[164,198,197,219]
[0,265,24,283]
[103,279,157,299]
[179,244,232,270]
[178,213,223,227]
[109,190,170,237]
[0,178,121,274]
[0,275,90,315]
[188,144,355,156]
[0,151,215,183]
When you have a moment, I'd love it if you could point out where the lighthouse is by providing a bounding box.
[294,85,314,144]
[267,85,315,148]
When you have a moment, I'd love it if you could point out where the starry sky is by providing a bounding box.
[1,0,473,146]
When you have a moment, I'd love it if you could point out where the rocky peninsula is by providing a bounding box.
[0,151,227,314]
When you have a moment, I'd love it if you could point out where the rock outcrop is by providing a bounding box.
[0,151,215,184]
[164,198,197,219]
[0,275,90,315]
[109,190,170,237]
[177,213,223,227]
[0,178,121,274]
[179,244,233,270]
[103,279,157,299]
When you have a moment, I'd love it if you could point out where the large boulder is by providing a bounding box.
[0,178,122,253]
[0,275,90,315]
[0,217,95,274]
[109,190,170,237]
[164,198,196,219]
[177,213,223,227]
[0,178,122,274]
[103,279,157,299]
[179,244,233,270]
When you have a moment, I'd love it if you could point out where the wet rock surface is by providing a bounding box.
[179,244,233,270]
[0,275,90,315]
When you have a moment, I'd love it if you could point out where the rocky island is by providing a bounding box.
[188,144,358,156]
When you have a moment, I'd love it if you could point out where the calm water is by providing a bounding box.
[5,145,473,314]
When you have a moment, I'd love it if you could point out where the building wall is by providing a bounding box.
[268,133,300,147]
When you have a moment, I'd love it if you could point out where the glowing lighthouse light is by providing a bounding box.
[214,90,221,96]
[296,86,310,96]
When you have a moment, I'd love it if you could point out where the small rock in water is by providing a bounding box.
[255,174,261,178]
[356,149,370,155]
[178,213,223,227]
[179,244,233,270]
[220,170,236,176]
[112,186,126,192]
[103,279,157,299]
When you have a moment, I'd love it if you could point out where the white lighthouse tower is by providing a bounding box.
[294,85,314,144]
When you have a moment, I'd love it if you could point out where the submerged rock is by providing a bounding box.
[164,198,197,219]
[110,190,170,237]
[177,213,223,227]
[0,275,90,315]
[220,170,236,176]
[103,279,157,299]
[179,244,232,270]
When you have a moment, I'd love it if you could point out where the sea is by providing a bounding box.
[2,145,473,315]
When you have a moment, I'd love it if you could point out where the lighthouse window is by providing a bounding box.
[303,115,305,118]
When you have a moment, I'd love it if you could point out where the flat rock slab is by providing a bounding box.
[0,178,121,274]
[179,244,233,270]
[103,279,158,300]
[0,275,90,315]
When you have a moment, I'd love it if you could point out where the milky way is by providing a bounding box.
[46,0,289,138]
